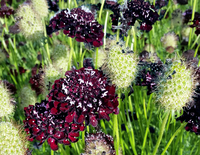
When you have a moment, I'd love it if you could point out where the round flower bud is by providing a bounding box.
[31,0,49,18]
[43,65,63,98]
[51,44,70,73]
[0,82,15,117]
[181,26,191,41]
[155,60,194,111]
[81,131,120,155]
[106,42,138,89]
[18,85,37,110]
[15,4,44,41]
[0,122,28,155]
[161,32,178,53]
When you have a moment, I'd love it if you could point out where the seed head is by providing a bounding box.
[161,32,178,53]
[155,60,194,111]
[31,0,49,18]
[0,122,28,155]
[51,44,71,73]
[106,42,138,89]
[15,4,44,41]
[81,131,117,155]
[18,85,37,110]
[0,82,15,117]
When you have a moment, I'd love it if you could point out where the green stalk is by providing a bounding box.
[43,19,51,64]
[188,0,197,47]
[51,150,54,155]
[161,122,187,155]
[98,0,105,22]
[152,111,170,155]
[191,34,200,49]
[103,11,109,49]
[141,99,155,155]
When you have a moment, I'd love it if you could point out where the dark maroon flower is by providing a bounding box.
[47,7,104,47]
[135,51,165,94]
[47,67,119,127]
[177,85,200,135]
[47,0,59,12]
[10,66,26,76]
[176,0,188,5]
[24,100,85,151]
[29,68,44,96]
[110,0,159,35]
[0,0,14,18]
[183,9,200,36]
[81,131,116,155]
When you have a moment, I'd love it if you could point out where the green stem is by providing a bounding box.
[98,0,105,22]
[103,11,109,49]
[161,122,187,155]
[141,99,154,155]
[152,111,170,155]
[188,0,197,47]
[51,150,54,155]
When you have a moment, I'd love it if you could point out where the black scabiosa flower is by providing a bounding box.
[81,131,117,155]
[183,9,200,36]
[135,51,165,94]
[177,85,200,135]
[24,100,85,151]
[47,0,59,12]
[47,67,119,127]
[0,0,14,18]
[47,6,104,47]
[112,0,159,35]
[29,70,44,96]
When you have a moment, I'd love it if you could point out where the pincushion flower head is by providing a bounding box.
[47,67,119,127]
[105,42,138,89]
[15,3,44,41]
[46,6,104,47]
[0,122,29,155]
[24,100,85,151]
[0,81,15,117]
[81,131,117,155]
[155,60,196,111]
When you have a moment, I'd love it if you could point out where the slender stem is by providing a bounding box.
[141,100,154,155]
[161,122,187,155]
[188,0,197,47]
[152,111,170,155]
[103,11,109,49]
[51,150,54,155]
[98,0,105,22]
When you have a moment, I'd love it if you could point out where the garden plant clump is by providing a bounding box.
[1,0,200,155]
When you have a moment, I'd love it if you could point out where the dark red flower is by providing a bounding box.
[47,67,119,127]
[177,85,200,135]
[0,0,14,18]
[47,7,104,47]
[24,100,85,151]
